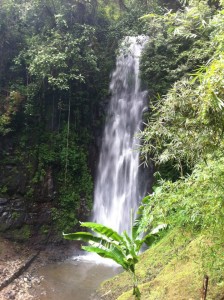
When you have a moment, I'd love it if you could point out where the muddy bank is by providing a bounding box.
[0,237,80,300]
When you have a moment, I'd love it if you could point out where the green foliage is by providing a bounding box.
[139,154,224,280]
[22,125,93,231]
[0,91,24,135]
[141,55,224,170]
[0,185,8,195]
[139,155,224,231]
[51,126,93,232]
[10,225,31,242]
[17,23,97,90]
[64,220,160,299]
[140,5,224,278]
[4,124,93,233]
[140,0,215,100]
[98,0,121,21]
[140,2,224,173]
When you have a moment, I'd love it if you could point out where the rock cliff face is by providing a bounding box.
[0,138,60,243]
[0,196,53,242]
[0,130,97,243]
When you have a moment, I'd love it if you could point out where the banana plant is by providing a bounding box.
[63,218,160,299]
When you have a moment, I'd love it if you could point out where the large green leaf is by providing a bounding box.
[64,232,121,251]
[82,245,129,271]
[80,222,125,244]
[63,220,164,282]
[63,232,107,245]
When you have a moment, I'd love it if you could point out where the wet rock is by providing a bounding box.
[0,164,29,195]
[0,212,11,231]
[0,198,8,205]
[2,211,8,217]
[0,206,6,213]
[12,198,24,208]
[0,196,28,233]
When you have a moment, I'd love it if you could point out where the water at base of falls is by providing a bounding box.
[72,253,118,266]
[37,258,121,300]
[93,36,149,233]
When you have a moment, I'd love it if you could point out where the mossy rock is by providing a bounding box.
[6,225,31,242]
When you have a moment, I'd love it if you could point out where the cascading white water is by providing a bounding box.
[93,36,148,233]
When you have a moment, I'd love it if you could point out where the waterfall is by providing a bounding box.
[93,36,148,233]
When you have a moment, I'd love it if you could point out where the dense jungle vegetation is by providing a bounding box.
[0,0,224,298]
